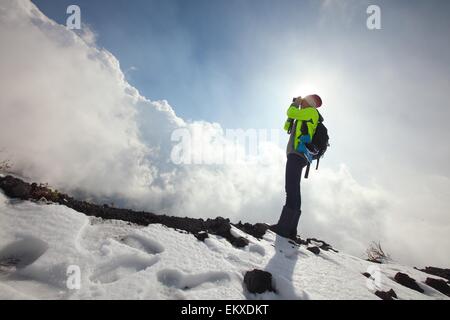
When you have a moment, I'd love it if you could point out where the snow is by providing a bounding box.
[0,191,448,300]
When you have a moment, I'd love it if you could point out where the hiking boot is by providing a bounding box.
[272,205,295,238]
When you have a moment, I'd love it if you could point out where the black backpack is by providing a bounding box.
[304,111,329,178]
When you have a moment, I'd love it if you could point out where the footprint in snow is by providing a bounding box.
[157,269,231,290]
[0,236,49,274]
[90,254,159,284]
[120,233,165,255]
[249,244,266,256]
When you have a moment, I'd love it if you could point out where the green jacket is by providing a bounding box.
[284,105,319,155]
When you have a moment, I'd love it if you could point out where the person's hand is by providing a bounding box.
[292,96,302,107]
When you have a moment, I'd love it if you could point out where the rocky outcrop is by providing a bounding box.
[306,246,320,255]
[0,175,338,252]
[194,231,209,242]
[394,272,424,293]
[305,238,338,252]
[0,175,248,248]
[234,222,269,240]
[425,277,450,297]
[375,289,397,300]
[417,267,450,282]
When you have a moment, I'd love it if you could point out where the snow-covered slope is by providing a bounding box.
[0,185,448,300]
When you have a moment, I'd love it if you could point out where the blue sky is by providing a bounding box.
[32,0,323,127]
[31,1,449,124]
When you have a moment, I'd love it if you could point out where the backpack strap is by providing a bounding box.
[305,158,321,179]
[305,110,325,178]
[317,111,324,123]
[304,162,310,179]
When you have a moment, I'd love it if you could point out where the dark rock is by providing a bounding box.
[294,236,308,246]
[417,267,450,281]
[0,176,31,199]
[425,277,450,296]
[12,182,31,198]
[206,217,231,236]
[194,232,209,242]
[244,269,274,294]
[307,246,320,255]
[234,222,269,239]
[362,272,371,278]
[394,272,424,293]
[29,182,59,202]
[375,289,397,300]
[204,217,249,248]
[306,237,338,252]
[232,237,249,248]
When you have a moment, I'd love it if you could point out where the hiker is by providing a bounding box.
[272,94,322,239]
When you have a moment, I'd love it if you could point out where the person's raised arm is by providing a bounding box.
[286,105,311,121]
[284,97,301,132]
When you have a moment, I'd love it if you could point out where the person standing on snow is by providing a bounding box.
[271,94,322,239]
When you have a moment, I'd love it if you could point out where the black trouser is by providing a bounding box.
[285,153,308,211]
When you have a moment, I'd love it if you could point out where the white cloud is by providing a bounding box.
[0,0,448,267]
[0,0,286,220]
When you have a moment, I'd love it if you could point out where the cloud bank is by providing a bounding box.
[0,0,286,221]
[1,0,449,267]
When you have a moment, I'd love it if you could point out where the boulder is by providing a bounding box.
[375,289,397,300]
[394,272,424,293]
[425,277,450,296]
[194,232,209,242]
[244,269,274,294]
[307,246,320,255]
[234,222,269,239]
[0,175,31,199]
[306,237,338,252]
[232,237,249,248]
